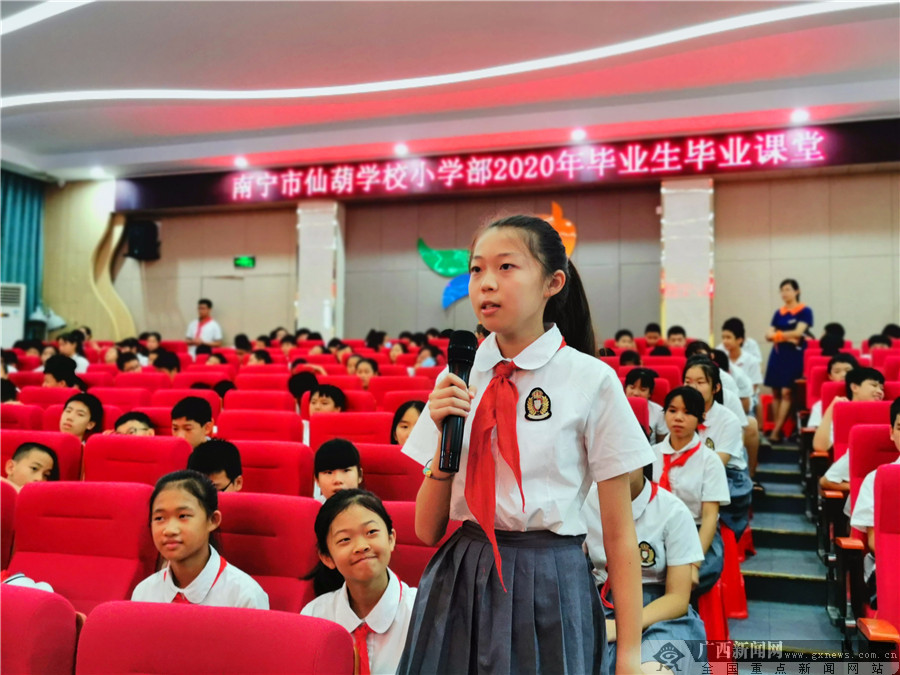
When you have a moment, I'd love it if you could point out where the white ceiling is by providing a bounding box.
[1,0,898,181]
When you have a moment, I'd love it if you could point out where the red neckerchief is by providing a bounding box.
[660,439,702,491]
[168,554,227,604]
[352,574,403,675]
[194,317,212,341]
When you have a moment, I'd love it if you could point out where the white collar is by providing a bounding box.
[660,433,702,456]
[473,324,564,373]
[631,478,653,520]
[333,568,402,635]
[162,545,223,604]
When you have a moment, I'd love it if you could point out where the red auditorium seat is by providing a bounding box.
[89,387,152,409]
[159,340,188,353]
[83,435,192,485]
[318,375,363,390]
[1,403,44,430]
[872,348,900,368]
[131,407,174,435]
[367,376,432,406]
[414,365,444,382]
[218,492,321,611]
[150,388,221,419]
[15,355,43,371]
[1,430,84,482]
[9,371,44,388]
[1,585,78,675]
[383,501,460,586]
[18,386,80,409]
[2,480,16,569]
[186,363,237,379]
[377,364,410,377]
[233,373,290,391]
[299,390,377,419]
[114,371,172,390]
[239,364,289,375]
[6,481,157,614]
[86,363,118,375]
[308,412,394,451]
[884,357,900,382]
[225,389,296,412]
[884,381,900,400]
[293,353,337,365]
[80,371,115,388]
[818,381,846,417]
[296,340,325,350]
[217,410,304,442]
[171,371,230,388]
[75,601,354,674]
[806,366,828,406]
[621,365,682,391]
[832,401,893,462]
[650,377,671,408]
[626,397,650,435]
[396,353,418,367]
[642,356,687,372]
[42,404,123,432]
[381,389,430,413]
[356,443,423,501]
[847,425,898,530]
[233,440,315,497]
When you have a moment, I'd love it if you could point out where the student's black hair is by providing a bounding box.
[58,331,86,356]
[649,345,672,356]
[1,379,18,403]
[149,470,221,551]
[1,350,19,368]
[234,334,252,351]
[823,322,845,340]
[280,334,297,346]
[195,344,213,356]
[307,332,323,341]
[614,329,634,342]
[154,350,181,373]
[721,317,745,341]
[314,438,362,475]
[391,400,426,444]
[439,329,454,339]
[473,215,596,356]
[138,332,151,341]
[65,392,104,436]
[116,337,141,352]
[147,331,162,342]
[364,331,386,350]
[663,386,706,424]
[474,324,490,339]
[250,349,273,364]
[667,325,687,338]
[295,328,310,338]
[116,351,139,371]
[190,382,213,390]
[187,440,242,481]
[644,322,661,335]
[819,333,845,356]
[619,350,641,366]
[171,396,213,426]
[311,384,346,410]
[425,327,440,337]
[212,381,236,400]
[288,372,319,400]
[882,324,900,339]
[207,353,229,365]
[597,347,616,357]
[624,368,656,395]
[308,489,394,596]
[398,331,413,340]
[11,442,60,481]
[115,411,154,430]
[356,357,379,375]
[410,332,428,348]
[44,355,80,387]
[198,298,213,309]
[684,340,711,359]
[79,326,93,339]
[255,335,271,348]
[891,397,900,426]
[269,326,288,340]
[683,357,723,405]
[711,350,731,373]
[827,353,858,375]
[390,342,408,354]
[845,367,884,400]
[779,278,801,301]
[867,334,892,349]
[418,345,444,361]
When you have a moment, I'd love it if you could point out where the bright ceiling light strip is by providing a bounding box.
[1,0,96,36]
[1,0,893,109]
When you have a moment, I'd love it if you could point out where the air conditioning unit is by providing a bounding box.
[1,283,26,348]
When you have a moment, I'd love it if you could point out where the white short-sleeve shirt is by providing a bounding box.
[720,381,749,427]
[186,318,223,355]
[650,434,731,524]
[731,351,763,389]
[301,569,416,675]
[583,479,704,585]
[402,325,656,536]
[700,402,747,471]
[807,400,823,429]
[131,546,269,609]
[850,457,900,531]
[649,400,668,439]
[824,451,850,484]
[730,366,754,400]
[72,354,89,374]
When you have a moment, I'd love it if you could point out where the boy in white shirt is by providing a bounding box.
[624,367,667,442]
[807,354,858,430]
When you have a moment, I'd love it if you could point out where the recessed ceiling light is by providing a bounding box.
[394,143,409,157]
[89,167,107,179]
[790,109,810,124]
[570,128,587,142]
[234,156,249,169]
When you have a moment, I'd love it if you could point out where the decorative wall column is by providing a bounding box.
[296,200,345,340]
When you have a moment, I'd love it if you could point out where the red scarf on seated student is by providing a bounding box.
[194,317,212,341]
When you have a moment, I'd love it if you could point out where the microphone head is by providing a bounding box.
[447,330,478,366]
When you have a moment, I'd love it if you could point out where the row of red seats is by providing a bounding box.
[804,350,900,379]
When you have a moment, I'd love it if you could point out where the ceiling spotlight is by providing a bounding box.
[89,167,107,179]
[570,128,587,142]
[394,143,409,157]
[790,109,810,124]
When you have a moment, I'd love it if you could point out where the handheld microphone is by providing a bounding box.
[439,330,478,473]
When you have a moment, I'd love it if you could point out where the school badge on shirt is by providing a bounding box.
[705,438,716,450]
[524,388,551,421]
[639,541,657,567]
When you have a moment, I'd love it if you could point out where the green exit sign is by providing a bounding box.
[233,256,256,269]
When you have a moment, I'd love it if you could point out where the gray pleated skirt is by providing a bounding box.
[696,525,724,597]
[720,466,753,541]
[397,521,607,675]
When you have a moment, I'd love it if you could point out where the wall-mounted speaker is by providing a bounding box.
[125,220,160,261]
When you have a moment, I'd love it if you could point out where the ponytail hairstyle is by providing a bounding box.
[149,470,222,552]
[472,215,596,356]
[683,356,724,405]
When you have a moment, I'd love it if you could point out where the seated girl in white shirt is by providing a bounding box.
[302,489,416,675]
[131,470,269,609]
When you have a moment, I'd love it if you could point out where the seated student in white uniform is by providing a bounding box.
[718,318,763,398]
[807,354,858,432]
[312,439,363,503]
[848,397,900,609]
[302,489,416,675]
[132,470,269,609]
[813,367,884,454]
[650,386,731,596]
[583,467,706,674]
[683,359,752,541]
[686,342,750,425]
[624,367,668,442]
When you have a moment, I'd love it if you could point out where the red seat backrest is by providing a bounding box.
[43,404,122,433]
[159,340,188,353]
[18,386,80,410]
[832,401,893,461]
[383,501,460,586]
[806,366,828,406]
[185,363,237,380]
[217,410,304,442]
[308,412,394,451]
[89,387,152,409]
[224,389,296,412]
[1,480,16,570]
[651,378,670,408]
[131,407,174,435]
[114,372,172,390]
[172,371,232,388]
[1,585,77,675]
[299,390,377,420]
[233,373,290,391]
[9,371,44,388]
[819,381,846,415]
[620,365,681,391]
[0,430,84,482]
[885,357,900,382]
[884,381,900,401]
[87,363,118,375]
[627,397,650,435]
[218,492,321,612]
[8,482,157,614]
[75,601,354,674]
[1,403,43,430]
[318,375,363,391]
[81,371,115,389]
[356,443,422,502]
[15,355,43,372]
[847,425,899,515]
[150,389,221,420]
[295,353,338,365]
[367,376,432,406]
[642,356,687,372]
[83,435,192,485]
[873,464,900,631]
[238,364,289,375]
[872,348,900,368]
[381,390,431,414]
[232,440,314,497]
[413,365,443,383]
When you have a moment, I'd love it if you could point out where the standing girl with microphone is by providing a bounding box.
[398,216,655,674]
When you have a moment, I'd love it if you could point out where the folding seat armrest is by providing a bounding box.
[857,618,900,651]
[817,489,848,560]
[835,537,867,624]
[798,411,810,427]
[793,378,807,412]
